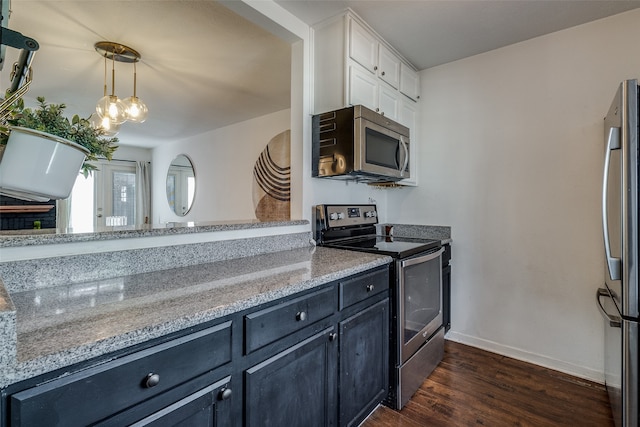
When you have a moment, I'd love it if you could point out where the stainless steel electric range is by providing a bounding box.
[313,204,444,410]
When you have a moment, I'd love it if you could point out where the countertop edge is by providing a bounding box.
[0,251,391,388]
[0,219,310,248]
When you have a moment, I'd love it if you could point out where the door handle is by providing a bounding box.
[401,247,444,268]
[602,126,621,281]
[596,287,622,328]
[400,136,409,175]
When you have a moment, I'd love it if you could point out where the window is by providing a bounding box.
[69,161,138,229]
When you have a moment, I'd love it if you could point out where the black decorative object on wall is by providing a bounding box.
[0,195,56,230]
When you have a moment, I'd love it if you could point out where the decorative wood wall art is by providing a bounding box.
[252,130,290,221]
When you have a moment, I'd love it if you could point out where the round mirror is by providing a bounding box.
[166,154,196,216]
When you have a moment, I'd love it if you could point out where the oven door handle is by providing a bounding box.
[401,247,444,268]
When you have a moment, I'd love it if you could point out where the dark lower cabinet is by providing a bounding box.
[442,243,452,332]
[96,376,233,427]
[2,266,391,427]
[9,322,232,427]
[339,298,389,427]
[244,327,338,427]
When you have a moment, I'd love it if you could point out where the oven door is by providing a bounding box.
[398,247,444,363]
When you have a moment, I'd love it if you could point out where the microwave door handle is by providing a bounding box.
[400,136,409,173]
[602,126,621,281]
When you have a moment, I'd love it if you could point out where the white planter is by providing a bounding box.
[0,126,90,201]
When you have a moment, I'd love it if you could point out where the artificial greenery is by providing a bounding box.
[0,96,119,176]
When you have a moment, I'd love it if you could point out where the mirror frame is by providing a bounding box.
[166,154,196,217]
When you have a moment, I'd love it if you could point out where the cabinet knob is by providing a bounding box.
[296,311,307,321]
[143,373,160,388]
[375,108,380,112]
[381,71,385,76]
[329,332,337,341]
[374,66,378,71]
[218,387,232,401]
[366,284,375,292]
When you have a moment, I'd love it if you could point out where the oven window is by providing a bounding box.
[403,256,441,344]
[365,128,400,169]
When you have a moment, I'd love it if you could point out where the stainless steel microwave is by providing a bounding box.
[312,105,410,182]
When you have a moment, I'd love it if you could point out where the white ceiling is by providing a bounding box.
[1,1,292,148]
[3,0,640,148]
[275,0,640,70]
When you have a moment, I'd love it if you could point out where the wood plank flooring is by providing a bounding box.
[362,340,614,426]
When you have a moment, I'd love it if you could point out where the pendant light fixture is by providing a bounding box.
[94,41,147,129]
[89,112,120,137]
[122,61,148,123]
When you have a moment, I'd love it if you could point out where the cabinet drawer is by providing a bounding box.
[11,321,232,427]
[245,287,336,354]
[339,268,389,310]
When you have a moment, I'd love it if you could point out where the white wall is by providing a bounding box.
[112,145,152,163]
[152,109,291,224]
[386,9,640,382]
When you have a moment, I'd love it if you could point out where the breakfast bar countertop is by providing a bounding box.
[0,245,391,388]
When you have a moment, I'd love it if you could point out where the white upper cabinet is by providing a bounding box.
[378,44,400,89]
[313,10,420,115]
[348,65,378,111]
[378,82,400,121]
[400,63,420,101]
[313,9,421,186]
[348,19,378,73]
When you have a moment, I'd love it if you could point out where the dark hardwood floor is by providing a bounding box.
[362,340,614,426]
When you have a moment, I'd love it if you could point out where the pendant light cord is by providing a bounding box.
[133,61,137,98]
[110,52,116,97]
[103,54,108,97]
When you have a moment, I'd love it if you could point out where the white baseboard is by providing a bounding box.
[445,330,604,385]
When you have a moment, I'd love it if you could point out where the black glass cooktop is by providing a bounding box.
[322,235,440,259]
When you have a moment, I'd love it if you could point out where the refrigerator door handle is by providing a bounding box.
[597,287,622,328]
[602,126,621,281]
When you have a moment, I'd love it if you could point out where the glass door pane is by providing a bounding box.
[403,258,441,344]
[109,171,136,226]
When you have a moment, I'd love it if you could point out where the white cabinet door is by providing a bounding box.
[378,83,399,120]
[400,63,420,102]
[348,19,377,73]
[348,64,378,110]
[378,44,400,89]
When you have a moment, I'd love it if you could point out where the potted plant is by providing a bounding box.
[0,96,119,201]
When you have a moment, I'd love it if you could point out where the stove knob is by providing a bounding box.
[337,212,345,220]
[365,211,377,218]
[329,212,338,220]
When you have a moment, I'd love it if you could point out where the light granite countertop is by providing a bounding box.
[0,219,309,248]
[0,245,391,388]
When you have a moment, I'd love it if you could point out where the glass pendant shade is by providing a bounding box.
[96,95,127,125]
[89,113,120,136]
[122,96,148,123]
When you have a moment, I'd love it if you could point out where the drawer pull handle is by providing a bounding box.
[219,387,232,401]
[296,311,307,321]
[366,284,375,292]
[143,373,160,388]
[329,332,337,342]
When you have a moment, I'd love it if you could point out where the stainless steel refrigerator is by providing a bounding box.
[599,78,640,427]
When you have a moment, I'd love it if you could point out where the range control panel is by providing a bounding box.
[322,204,378,228]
